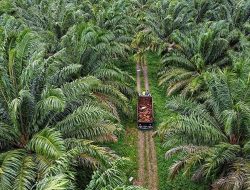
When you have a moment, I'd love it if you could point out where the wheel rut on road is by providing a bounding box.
[135,63,158,190]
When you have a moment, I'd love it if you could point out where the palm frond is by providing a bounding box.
[28,128,65,160]
[36,174,74,190]
[66,139,117,168]
[86,158,128,190]
[55,104,117,134]
[14,155,36,190]
[0,149,26,189]
[204,143,241,177]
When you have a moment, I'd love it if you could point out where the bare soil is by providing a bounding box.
[137,130,145,186]
[135,62,158,190]
[142,64,150,91]
[136,63,142,93]
[148,131,158,190]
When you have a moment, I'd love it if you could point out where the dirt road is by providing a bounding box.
[135,62,158,190]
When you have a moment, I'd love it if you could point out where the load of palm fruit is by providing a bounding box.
[138,101,152,122]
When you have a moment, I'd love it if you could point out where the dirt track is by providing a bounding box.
[135,62,158,190]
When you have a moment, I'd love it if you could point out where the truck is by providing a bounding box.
[137,95,154,130]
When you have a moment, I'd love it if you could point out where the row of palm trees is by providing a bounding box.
[140,0,250,189]
[2,0,249,189]
[0,0,148,189]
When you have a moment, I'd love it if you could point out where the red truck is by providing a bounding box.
[137,95,154,130]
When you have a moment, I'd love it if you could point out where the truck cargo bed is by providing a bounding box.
[137,95,154,130]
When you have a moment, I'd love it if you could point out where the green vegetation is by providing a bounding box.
[147,54,171,125]
[0,1,140,189]
[107,61,138,181]
[1,0,250,189]
[107,122,138,180]
[147,53,208,190]
[149,0,250,189]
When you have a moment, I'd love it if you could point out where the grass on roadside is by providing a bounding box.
[147,53,208,190]
[105,58,139,183]
[107,121,138,179]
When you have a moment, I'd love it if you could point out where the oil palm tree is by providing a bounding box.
[182,0,220,24]
[35,158,144,190]
[7,0,135,123]
[0,0,15,15]
[61,23,130,73]
[146,0,190,41]
[160,71,250,189]
[215,0,250,36]
[86,158,147,190]
[131,31,156,66]
[0,25,132,189]
[57,23,134,116]
[14,0,80,37]
[143,0,193,56]
[80,0,136,38]
[159,24,232,97]
[11,0,83,56]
